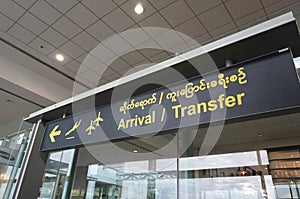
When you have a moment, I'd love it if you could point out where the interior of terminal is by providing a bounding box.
[1,1,300,199]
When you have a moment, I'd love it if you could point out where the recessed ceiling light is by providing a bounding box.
[135,3,144,14]
[258,134,263,137]
[55,54,64,62]
[133,149,138,153]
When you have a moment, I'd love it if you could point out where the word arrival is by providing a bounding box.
[117,111,155,130]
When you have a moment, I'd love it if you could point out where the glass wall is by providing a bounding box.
[0,118,33,199]
[69,133,178,199]
[37,111,300,199]
[39,149,76,199]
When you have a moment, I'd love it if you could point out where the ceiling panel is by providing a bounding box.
[64,60,83,74]
[265,0,299,14]
[105,35,132,56]
[0,13,14,32]
[29,0,61,25]
[225,0,263,19]
[185,0,222,15]
[187,32,212,47]
[80,69,100,83]
[98,78,110,86]
[13,0,36,10]
[153,29,186,51]
[72,31,99,51]
[139,12,172,31]
[149,51,170,62]
[59,41,86,59]
[123,28,151,48]
[86,19,115,42]
[150,0,177,10]
[210,22,237,38]
[0,0,25,21]
[160,0,194,27]
[132,59,152,70]
[81,0,117,18]
[112,0,128,6]
[175,17,207,38]
[18,12,48,35]
[121,50,147,66]
[66,3,98,29]
[40,27,68,48]
[52,16,82,38]
[89,44,116,62]
[45,0,78,13]
[28,36,55,55]
[139,48,164,59]
[105,72,121,81]
[198,4,233,31]
[102,8,135,32]
[261,0,281,7]
[235,9,266,26]
[7,24,36,44]
[100,67,118,77]
[169,42,191,54]
[75,75,96,89]
[118,66,136,76]
[108,57,130,71]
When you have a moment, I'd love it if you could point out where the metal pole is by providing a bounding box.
[12,120,41,199]
[3,130,29,199]
[61,149,78,199]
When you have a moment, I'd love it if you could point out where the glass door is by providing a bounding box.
[39,149,76,199]
[268,148,300,198]
[72,159,177,199]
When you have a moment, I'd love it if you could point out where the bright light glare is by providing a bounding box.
[294,57,300,69]
[135,3,144,14]
[55,54,64,62]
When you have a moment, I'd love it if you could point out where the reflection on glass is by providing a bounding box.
[39,139,300,199]
[180,176,264,199]
[0,121,32,199]
[39,149,75,199]
[180,150,269,171]
[71,157,178,199]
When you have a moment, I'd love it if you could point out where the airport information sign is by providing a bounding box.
[40,50,300,151]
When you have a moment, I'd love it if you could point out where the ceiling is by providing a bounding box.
[0,0,300,126]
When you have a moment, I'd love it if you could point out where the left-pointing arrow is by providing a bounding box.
[49,125,61,143]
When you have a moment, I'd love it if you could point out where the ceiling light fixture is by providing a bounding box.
[133,149,138,153]
[55,54,64,62]
[135,3,144,14]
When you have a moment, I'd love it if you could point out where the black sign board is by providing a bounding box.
[40,50,300,151]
